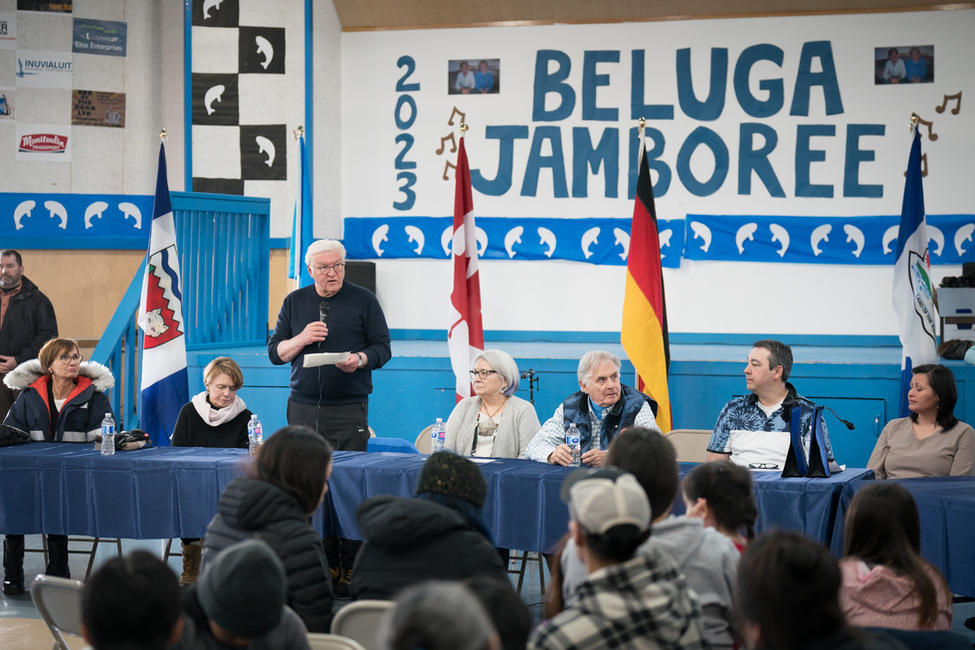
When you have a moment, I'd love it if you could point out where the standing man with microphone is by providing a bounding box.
[268,239,391,594]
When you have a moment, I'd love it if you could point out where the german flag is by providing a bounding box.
[621,140,672,431]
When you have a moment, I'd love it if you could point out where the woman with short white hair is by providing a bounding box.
[444,349,540,459]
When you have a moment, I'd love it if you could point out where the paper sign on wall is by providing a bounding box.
[72,90,125,127]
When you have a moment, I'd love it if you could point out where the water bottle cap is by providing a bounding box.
[250,414,258,420]
[436,417,443,423]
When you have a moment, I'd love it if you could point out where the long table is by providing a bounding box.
[0,444,872,553]
[830,476,975,597]
[0,443,250,539]
[324,453,874,552]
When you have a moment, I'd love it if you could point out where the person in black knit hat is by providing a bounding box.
[174,538,310,649]
[350,452,506,600]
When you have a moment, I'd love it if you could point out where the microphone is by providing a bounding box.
[319,301,329,324]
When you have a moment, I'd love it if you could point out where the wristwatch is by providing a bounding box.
[356,352,366,368]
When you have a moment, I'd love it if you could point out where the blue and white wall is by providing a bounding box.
[339,11,974,337]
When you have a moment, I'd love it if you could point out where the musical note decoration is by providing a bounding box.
[436,132,457,155]
[447,106,466,127]
[912,113,937,141]
[442,159,456,181]
[935,92,962,115]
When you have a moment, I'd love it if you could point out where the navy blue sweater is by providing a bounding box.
[268,282,391,405]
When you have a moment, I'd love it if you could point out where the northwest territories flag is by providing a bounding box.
[621,136,672,432]
[447,136,484,402]
[892,128,939,417]
[289,131,313,289]
[138,143,189,446]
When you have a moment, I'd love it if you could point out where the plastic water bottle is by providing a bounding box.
[247,415,263,456]
[566,423,581,467]
[430,418,446,453]
[100,413,115,456]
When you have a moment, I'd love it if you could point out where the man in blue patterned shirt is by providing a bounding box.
[705,339,832,470]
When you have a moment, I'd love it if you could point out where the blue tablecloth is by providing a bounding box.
[831,476,975,597]
[0,443,250,539]
[324,453,875,553]
[0,444,873,554]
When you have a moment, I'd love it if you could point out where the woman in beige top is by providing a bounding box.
[867,364,975,478]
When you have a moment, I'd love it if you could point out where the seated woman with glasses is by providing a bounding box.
[444,349,540,459]
[2,337,115,589]
[171,356,253,586]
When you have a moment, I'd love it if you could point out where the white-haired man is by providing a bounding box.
[526,350,659,467]
[268,239,391,447]
[267,239,390,594]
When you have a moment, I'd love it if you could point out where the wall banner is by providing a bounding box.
[0,12,16,50]
[72,18,126,57]
[0,192,153,245]
[17,1,71,13]
[344,214,975,266]
[684,213,975,265]
[16,123,71,162]
[15,50,72,89]
[344,216,685,267]
[72,90,125,127]
[0,88,14,120]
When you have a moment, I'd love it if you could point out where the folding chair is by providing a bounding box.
[307,633,369,650]
[31,573,86,650]
[330,599,395,650]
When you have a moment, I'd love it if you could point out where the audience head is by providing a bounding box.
[605,427,678,521]
[197,539,287,644]
[378,580,499,650]
[751,339,793,382]
[250,425,333,515]
[464,576,531,650]
[0,249,24,290]
[735,530,845,649]
[415,451,487,507]
[81,551,182,650]
[843,482,942,628]
[908,363,958,429]
[38,337,82,375]
[473,349,520,396]
[0,248,23,266]
[682,460,758,541]
[562,467,651,564]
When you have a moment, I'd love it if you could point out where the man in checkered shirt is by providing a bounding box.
[528,468,707,650]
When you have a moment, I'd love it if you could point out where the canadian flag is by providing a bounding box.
[447,136,484,402]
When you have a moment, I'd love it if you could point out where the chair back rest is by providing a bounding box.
[663,428,712,463]
[31,574,86,649]
[307,632,369,650]
[415,425,433,454]
[330,599,395,650]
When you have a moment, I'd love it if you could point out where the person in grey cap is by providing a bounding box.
[172,538,310,649]
[529,467,707,650]
[351,451,506,600]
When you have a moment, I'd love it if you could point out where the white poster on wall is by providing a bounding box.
[16,123,72,162]
[15,50,72,88]
[0,13,16,50]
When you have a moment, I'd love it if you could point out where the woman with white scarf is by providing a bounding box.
[172,356,253,584]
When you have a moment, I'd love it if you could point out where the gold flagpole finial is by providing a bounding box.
[910,113,918,133]
[294,125,304,140]
[159,128,167,142]
[638,117,646,130]
[460,121,468,134]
